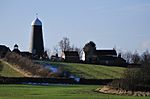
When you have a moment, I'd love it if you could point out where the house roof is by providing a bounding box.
[96,50,117,56]
[0,45,11,52]
[14,44,18,48]
[12,49,20,53]
[21,51,32,56]
[63,51,79,56]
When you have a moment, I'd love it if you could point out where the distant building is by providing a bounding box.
[83,41,126,66]
[1,17,48,60]
[61,51,80,63]
[12,44,20,53]
[0,45,11,58]
[50,53,63,62]
[20,51,32,58]
[30,17,44,59]
[12,44,32,58]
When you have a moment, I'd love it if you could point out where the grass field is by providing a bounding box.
[0,84,149,99]
[0,61,149,99]
[0,59,125,79]
[50,62,125,79]
[0,60,24,77]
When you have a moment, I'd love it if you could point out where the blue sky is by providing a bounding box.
[0,0,150,54]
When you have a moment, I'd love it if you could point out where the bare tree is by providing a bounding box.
[141,50,150,64]
[70,44,75,51]
[53,45,59,54]
[70,44,81,53]
[59,37,71,51]
[58,37,81,57]
[122,51,132,63]
[112,50,150,91]
[131,51,140,64]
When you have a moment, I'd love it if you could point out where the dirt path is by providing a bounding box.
[2,61,33,77]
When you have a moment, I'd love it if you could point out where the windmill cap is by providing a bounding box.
[31,18,42,26]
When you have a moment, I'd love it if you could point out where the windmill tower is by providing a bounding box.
[30,16,44,58]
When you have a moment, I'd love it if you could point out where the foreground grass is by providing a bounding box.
[50,62,125,79]
[0,60,24,77]
[0,84,149,99]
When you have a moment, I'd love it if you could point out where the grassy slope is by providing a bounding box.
[0,59,125,79]
[50,62,126,79]
[0,60,24,77]
[0,84,149,99]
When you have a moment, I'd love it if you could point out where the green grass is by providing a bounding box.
[0,59,126,79]
[0,84,149,99]
[50,62,126,79]
[0,60,24,77]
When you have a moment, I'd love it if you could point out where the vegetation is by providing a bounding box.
[111,50,150,91]
[58,37,81,52]
[0,60,24,77]
[4,52,51,77]
[50,62,125,79]
[0,85,149,99]
[0,84,150,99]
[122,50,148,64]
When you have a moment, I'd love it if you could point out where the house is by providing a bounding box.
[20,51,32,58]
[12,44,48,60]
[96,50,117,56]
[83,41,126,66]
[85,49,126,66]
[0,45,11,58]
[12,44,20,53]
[61,51,80,63]
[92,49,118,64]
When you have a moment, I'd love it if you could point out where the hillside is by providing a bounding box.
[0,59,126,79]
[49,62,126,79]
[0,60,24,77]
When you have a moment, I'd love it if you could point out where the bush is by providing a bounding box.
[4,52,51,77]
[111,50,150,91]
[0,61,4,76]
[111,62,150,91]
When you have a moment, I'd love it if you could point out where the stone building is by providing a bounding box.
[83,41,126,66]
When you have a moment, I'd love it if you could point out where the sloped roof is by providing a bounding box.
[96,50,117,56]
[0,45,11,52]
[12,49,20,53]
[21,51,32,56]
[31,18,42,26]
[64,51,79,56]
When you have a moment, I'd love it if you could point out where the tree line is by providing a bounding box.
[52,37,150,64]
[112,50,150,91]
[122,50,150,65]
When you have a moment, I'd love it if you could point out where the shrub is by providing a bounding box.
[111,62,150,91]
[4,52,51,77]
[0,61,4,76]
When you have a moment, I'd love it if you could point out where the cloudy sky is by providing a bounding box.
[0,0,150,54]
